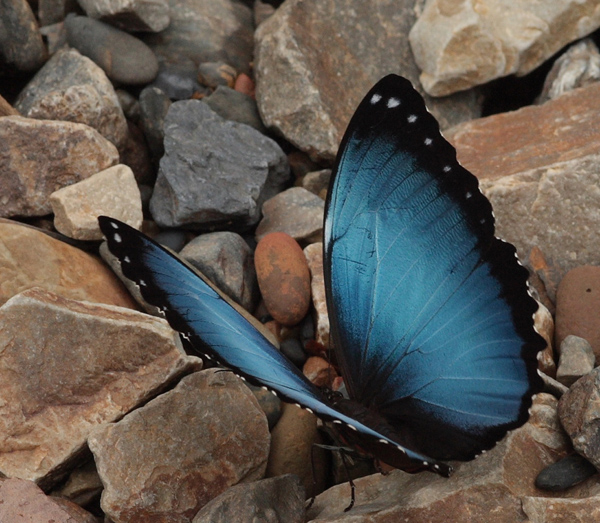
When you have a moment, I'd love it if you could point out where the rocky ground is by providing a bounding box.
[2,0,600,522]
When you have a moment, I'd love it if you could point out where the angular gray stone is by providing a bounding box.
[88,369,270,522]
[0,0,46,72]
[409,0,600,96]
[180,231,258,312]
[139,85,171,163]
[150,100,290,230]
[142,0,254,75]
[193,475,306,523]
[204,85,267,133]
[0,288,199,489]
[255,187,324,243]
[14,47,128,149]
[0,116,118,218]
[77,0,170,32]
[50,164,143,240]
[254,0,482,161]
[537,39,600,104]
[556,335,595,387]
[65,15,159,85]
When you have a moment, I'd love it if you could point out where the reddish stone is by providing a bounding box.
[303,356,337,388]
[255,232,311,326]
[234,72,255,97]
[555,265,600,361]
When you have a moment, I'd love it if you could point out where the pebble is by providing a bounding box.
[303,356,337,388]
[180,231,259,312]
[234,72,256,97]
[556,335,595,387]
[50,164,143,241]
[302,169,332,198]
[150,59,208,100]
[255,232,311,327]
[255,187,325,243]
[138,86,171,164]
[120,120,155,185]
[304,242,329,349]
[77,0,170,33]
[198,61,237,89]
[204,85,267,132]
[247,383,283,430]
[65,15,159,85]
[535,454,597,491]
[280,337,307,368]
[0,0,46,72]
[555,265,600,362]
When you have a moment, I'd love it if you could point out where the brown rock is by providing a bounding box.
[53,460,103,507]
[304,242,330,348]
[409,0,600,96]
[0,288,199,488]
[77,0,170,33]
[0,478,96,523]
[255,232,311,326]
[527,245,561,312]
[0,115,118,218]
[302,169,331,198]
[193,474,306,523]
[254,0,481,161]
[558,366,600,470]
[555,266,600,360]
[88,369,269,522]
[445,82,600,273]
[303,356,337,388]
[0,94,18,116]
[256,187,324,243]
[14,47,129,149]
[267,402,328,499]
[234,72,255,98]
[50,164,143,241]
[0,219,136,309]
[522,495,600,522]
[535,302,556,378]
[309,394,596,521]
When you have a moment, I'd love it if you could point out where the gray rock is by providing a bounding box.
[77,0,170,33]
[247,383,283,431]
[116,89,140,121]
[88,369,270,522]
[0,0,46,72]
[38,0,75,26]
[154,229,189,252]
[143,0,254,75]
[0,115,118,218]
[557,335,595,387]
[139,85,171,162]
[120,120,155,184]
[180,231,258,312]
[151,59,208,100]
[255,187,324,243]
[150,100,290,230]
[535,454,597,492]
[254,0,482,161]
[15,47,128,149]
[193,475,306,523]
[204,85,267,133]
[198,61,236,88]
[537,39,600,104]
[65,15,159,85]
[302,169,331,198]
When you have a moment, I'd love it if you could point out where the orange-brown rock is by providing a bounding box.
[0,219,136,309]
[255,232,311,326]
[303,356,337,388]
[555,265,600,361]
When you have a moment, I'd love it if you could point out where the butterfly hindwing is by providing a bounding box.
[98,216,450,476]
[324,75,544,460]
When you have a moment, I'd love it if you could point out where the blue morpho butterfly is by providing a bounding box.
[98,74,544,489]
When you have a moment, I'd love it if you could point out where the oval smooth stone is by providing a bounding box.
[255,232,311,326]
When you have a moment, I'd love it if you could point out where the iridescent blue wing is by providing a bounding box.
[324,75,544,461]
[98,216,451,476]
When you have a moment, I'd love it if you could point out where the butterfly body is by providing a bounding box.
[99,74,544,482]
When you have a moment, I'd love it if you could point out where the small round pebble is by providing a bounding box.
[198,62,237,89]
[255,232,311,327]
[535,453,597,491]
[234,73,255,98]
[154,230,188,252]
[280,337,307,367]
[303,356,337,388]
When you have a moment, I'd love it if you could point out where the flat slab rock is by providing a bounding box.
[445,81,600,273]
[89,369,270,522]
[409,0,600,96]
[0,288,200,489]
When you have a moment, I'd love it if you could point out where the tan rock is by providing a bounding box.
[0,288,199,488]
[410,0,600,96]
[255,232,311,327]
[255,0,482,161]
[535,302,555,378]
[256,187,324,243]
[0,219,136,309]
[50,164,143,240]
[556,336,595,387]
[89,369,269,522]
[304,242,329,349]
[0,478,96,523]
[445,82,600,273]
[522,495,600,522]
[0,115,118,218]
